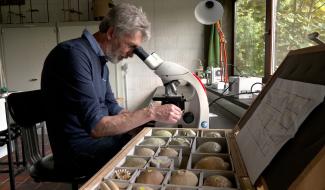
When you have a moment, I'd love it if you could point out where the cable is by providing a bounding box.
[223,77,240,94]
[250,82,263,96]
[212,76,239,96]
[209,91,260,107]
[220,84,230,95]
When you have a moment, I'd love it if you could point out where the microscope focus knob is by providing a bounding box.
[183,112,194,124]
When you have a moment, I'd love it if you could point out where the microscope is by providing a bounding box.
[134,47,209,129]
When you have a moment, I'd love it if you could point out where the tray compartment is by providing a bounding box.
[193,137,229,154]
[201,170,239,189]
[121,156,151,168]
[156,147,183,168]
[188,153,233,171]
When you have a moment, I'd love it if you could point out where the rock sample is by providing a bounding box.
[100,180,119,190]
[152,130,173,137]
[178,129,196,137]
[132,186,154,190]
[169,170,198,186]
[203,175,232,188]
[196,142,222,153]
[140,138,166,146]
[136,169,164,185]
[150,156,172,168]
[122,157,147,168]
[114,168,132,180]
[169,138,191,146]
[194,156,229,170]
[158,147,178,157]
[203,131,222,138]
[134,147,155,157]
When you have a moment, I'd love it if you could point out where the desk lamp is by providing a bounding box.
[195,0,229,84]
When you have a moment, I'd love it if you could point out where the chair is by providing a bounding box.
[6,90,86,190]
[0,123,24,190]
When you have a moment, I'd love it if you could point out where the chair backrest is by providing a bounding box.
[7,90,45,126]
[6,90,45,166]
[7,90,87,187]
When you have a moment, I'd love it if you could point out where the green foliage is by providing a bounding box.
[275,0,325,68]
[235,0,325,76]
[235,0,266,77]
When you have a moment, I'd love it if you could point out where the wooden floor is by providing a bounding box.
[0,135,76,190]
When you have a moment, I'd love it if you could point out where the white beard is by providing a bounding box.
[106,52,120,64]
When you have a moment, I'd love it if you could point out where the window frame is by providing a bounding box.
[232,0,323,83]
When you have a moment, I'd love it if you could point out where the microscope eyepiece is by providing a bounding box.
[133,47,164,70]
[133,46,150,61]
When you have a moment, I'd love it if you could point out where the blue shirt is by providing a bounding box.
[41,30,123,170]
[83,29,105,57]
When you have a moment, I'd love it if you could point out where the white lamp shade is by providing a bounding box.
[194,0,224,25]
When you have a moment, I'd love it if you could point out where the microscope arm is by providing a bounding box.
[133,46,188,79]
[133,47,209,128]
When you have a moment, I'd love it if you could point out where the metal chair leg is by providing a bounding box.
[14,138,20,167]
[41,125,45,156]
[21,137,27,167]
[7,139,16,190]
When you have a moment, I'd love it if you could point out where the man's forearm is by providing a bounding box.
[91,107,154,138]
[91,104,182,138]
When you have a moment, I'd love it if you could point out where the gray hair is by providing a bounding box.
[99,3,151,41]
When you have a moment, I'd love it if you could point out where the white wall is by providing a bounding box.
[116,0,205,110]
[1,25,57,91]
[0,0,205,111]
[0,0,204,157]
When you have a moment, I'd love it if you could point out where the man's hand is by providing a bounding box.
[151,104,182,124]
[92,103,182,138]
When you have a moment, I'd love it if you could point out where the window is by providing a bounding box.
[234,0,266,77]
[235,0,325,78]
[274,0,325,70]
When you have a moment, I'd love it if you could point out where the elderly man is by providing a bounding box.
[41,3,182,176]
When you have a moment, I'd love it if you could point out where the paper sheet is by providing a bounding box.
[236,78,325,183]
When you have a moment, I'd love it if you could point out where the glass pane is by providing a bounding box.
[234,0,266,77]
[274,0,325,70]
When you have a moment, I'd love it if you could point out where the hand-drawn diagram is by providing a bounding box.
[247,88,312,156]
[236,78,325,183]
